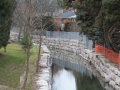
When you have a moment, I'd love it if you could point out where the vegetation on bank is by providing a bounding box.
[0,44,38,89]
[0,0,57,89]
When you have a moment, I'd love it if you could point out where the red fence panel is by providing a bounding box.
[95,44,120,65]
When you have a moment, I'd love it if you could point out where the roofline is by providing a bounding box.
[53,17,76,19]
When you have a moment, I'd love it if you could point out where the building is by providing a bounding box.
[53,11,76,30]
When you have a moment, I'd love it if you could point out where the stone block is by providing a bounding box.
[99,63,105,72]
[114,69,119,75]
[106,69,113,76]
[93,53,99,60]
[88,52,93,59]
[114,85,120,90]
[114,75,120,85]
[104,67,110,74]
[105,85,114,90]
[118,72,120,77]
[109,80,116,88]
[111,73,117,81]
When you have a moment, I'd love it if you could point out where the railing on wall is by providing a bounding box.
[44,31,93,50]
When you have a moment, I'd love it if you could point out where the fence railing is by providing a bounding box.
[52,57,92,78]
[44,31,93,50]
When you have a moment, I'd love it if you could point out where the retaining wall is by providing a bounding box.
[35,45,52,90]
[43,37,120,90]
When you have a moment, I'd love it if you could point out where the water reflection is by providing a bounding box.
[52,66,76,90]
[52,64,104,90]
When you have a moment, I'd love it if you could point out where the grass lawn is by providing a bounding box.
[0,44,38,89]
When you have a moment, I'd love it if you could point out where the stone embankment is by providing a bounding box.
[50,49,114,89]
[43,37,120,90]
[35,45,52,90]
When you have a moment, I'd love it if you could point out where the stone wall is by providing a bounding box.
[50,49,113,89]
[43,37,120,90]
[35,45,52,90]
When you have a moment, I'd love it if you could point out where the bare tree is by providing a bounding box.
[12,0,29,41]
[12,0,35,88]
[33,0,59,72]
[12,0,59,88]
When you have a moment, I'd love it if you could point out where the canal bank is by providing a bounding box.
[51,49,113,90]
[43,37,120,90]
[35,45,52,90]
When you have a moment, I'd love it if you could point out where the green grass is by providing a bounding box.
[0,44,39,89]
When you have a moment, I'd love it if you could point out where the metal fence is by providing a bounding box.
[43,31,93,50]
[52,57,92,78]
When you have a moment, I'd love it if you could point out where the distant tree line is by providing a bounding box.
[61,0,120,53]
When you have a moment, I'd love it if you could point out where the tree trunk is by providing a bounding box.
[92,38,95,48]
[105,30,113,50]
[108,23,119,53]
[4,47,6,52]
[18,26,22,42]
[36,32,42,72]
[108,33,119,53]
[105,22,119,53]
[22,47,30,89]
[22,0,32,88]
[25,48,27,53]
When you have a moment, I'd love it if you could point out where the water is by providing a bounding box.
[52,64,104,90]
[50,48,114,90]
[51,49,105,90]
[52,67,76,90]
